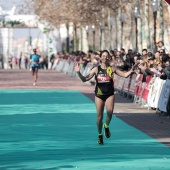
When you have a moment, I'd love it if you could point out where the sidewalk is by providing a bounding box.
[0,69,169,147]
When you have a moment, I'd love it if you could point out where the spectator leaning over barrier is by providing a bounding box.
[137,54,154,82]
[162,66,170,79]
[137,50,170,80]
[119,53,133,71]
[157,57,170,80]
[133,52,141,64]
[148,56,155,68]
[74,50,138,145]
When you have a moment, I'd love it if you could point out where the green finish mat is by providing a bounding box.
[0,90,170,170]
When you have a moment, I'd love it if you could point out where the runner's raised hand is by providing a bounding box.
[74,61,80,73]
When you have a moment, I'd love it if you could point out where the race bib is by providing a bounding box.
[97,76,110,83]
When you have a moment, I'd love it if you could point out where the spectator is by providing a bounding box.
[154,51,160,61]
[133,53,141,64]
[8,54,13,69]
[120,48,126,61]
[18,52,22,69]
[115,51,124,67]
[120,54,133,71]
[14,56,18,67]
[127,49,133,55]
[159,49,165,54]
[157,40,168,53]
[50,54,55,70]
[0,54,3,69]
[142,49,148,55]
[147,52,153,57]
[24,55,28,69]
[39,56,44,69]
[43,56,48,70]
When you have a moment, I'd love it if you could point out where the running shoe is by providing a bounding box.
[103,123,111,138]
[33,82,36,86]
[98,135,104,145]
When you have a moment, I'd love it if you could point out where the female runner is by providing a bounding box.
[74,50,136,145]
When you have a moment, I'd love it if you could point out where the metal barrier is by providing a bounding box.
[55,59,170,114]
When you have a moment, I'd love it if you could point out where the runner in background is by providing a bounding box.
[30,49,40,86]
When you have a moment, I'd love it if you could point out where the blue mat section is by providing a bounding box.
[0,90,170,170]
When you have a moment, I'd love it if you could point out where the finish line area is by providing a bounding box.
[0,89,170,170]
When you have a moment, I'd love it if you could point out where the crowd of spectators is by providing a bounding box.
[4,40,170,81]
[52,41,170,115]
[54,40,170,82]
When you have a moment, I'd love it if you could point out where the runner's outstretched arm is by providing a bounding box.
[74,61,96,82]
[113,63,138,78]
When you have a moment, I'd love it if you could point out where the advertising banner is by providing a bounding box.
[147,78,165,108]
[141,75,153,101]
[134,74,143,96]
[158,79,170,112]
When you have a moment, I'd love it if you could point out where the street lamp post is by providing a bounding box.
[151,0,158,53]
[134,6,139,52]
[85,25,89,39]
[110,16,113,50]
[85,25,89,50]
[120,13,125,48]
[92,25,95,51]
[99,22,102,50]
[80,26,83,51]
[66,23,70,53]
[114,9,118,49]
[0,15,5,68]
[73,23,77,51]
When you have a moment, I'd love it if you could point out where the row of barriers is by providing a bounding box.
[114,73,170,113]
[54,59,170,114]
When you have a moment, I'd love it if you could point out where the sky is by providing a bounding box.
[0,0,24,11]
[13,28,43,40]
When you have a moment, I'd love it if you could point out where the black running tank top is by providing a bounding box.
[95,66,114,96]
